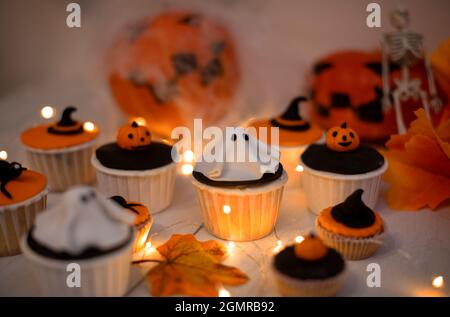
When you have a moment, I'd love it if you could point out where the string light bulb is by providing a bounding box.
[223,205,231,214]
[0,150,7,160]
[83,121,96,132]
[295,235,305,244]
[218,287,231,297]
[432,276,444,288]
[273,240,283,254]
[133,117,147,126]
[40,106,55,119]
[183,150,195,162]
[295,165,304,172]
[181,164,194,175]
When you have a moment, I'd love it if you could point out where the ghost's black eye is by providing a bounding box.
[244,134,249,141]
[332,131,338,137]
[128,133,133,139]
[349,132,354,138]
[231,134,237,141]
[90,191,96,198]
[81,195,89,203]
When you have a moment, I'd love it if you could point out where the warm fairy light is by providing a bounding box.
[133,117,147,126]
[295,165,304,172]
[183,150,195,162]
[227,241,236,252]
[181,164,194,175]
[144,241,156,255]
[83,121,95,132]
[432,276,444,288]
[295,235,305,243]
[222,205,231,214]
[162,139,170,144]
[277,240,283,247]
[273,240,284,254]
[0,150,7,160]
[40,106,55,119]
[218,287,231,297]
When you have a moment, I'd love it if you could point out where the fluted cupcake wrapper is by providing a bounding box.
[20,234,134,297]
[25,141,97,192]
[301,160,388,215]
[272,266,346,297]
[315,219,385,260]
[92,157,176,214]
[192,172,287,242]
[0,189,48,257]
[133,218,153,254]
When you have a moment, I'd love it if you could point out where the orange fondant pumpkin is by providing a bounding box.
[310,50,449,142]
[294,234,328,261]
[117,121,152,150]
[108,11,240,137]
[326,122,360,152]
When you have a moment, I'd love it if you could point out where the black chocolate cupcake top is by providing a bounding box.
[301,144,384,175]
[274,245,345,280]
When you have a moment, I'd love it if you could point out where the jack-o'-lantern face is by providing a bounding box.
[117,121,152,150]
[108,11,240,137]
[326,122,360,152]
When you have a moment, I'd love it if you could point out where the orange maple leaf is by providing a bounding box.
[146,234,249,297]
[383,108,450,210]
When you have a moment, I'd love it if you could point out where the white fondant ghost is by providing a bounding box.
[195,127,280,182]
[33,186,135,255]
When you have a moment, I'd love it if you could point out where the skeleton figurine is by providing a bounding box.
[381,7,442,133]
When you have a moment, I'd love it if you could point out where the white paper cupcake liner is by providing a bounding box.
[192,172,287,241]
[301,159,388,215]
[315,219,385,260]
[273,266,346,297]
[92,156,176,214]
[133,218,153,254]
[24,141,97,192]
[20,233,134,297]
[0,189,48,257]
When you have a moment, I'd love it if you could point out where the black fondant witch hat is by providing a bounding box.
[331,189,376,228]
[271,96,310,131]
[48,106,83,135]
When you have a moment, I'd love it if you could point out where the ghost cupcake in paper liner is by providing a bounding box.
[21,186,135,296]
[192,127,287,241]
[300,122,387,214]
[92,121,177,213]
[20,106,99,191]
[0,161,47,257]
[248,96,323,188]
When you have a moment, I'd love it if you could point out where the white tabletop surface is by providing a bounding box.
[0,81,449,297]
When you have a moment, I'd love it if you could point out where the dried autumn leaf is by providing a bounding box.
[383,108,450,210]
[146,234,248,297]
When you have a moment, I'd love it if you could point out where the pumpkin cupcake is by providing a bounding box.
[316,189,385,260]
[20,186,135,296]
[110,195,153,253]
[0,160,47,256]
[273,234,346,297]
[20,106,99,191]
[300,122,387,214]
[248,96,323,188]
[192,127,287,241]
[92,121,176,213]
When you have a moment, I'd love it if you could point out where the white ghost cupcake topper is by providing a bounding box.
[194,127,280,182]
[33,186,135,255]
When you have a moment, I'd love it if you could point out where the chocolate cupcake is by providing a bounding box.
[92,121,177,213]
[248,96,323,188]
[110,195,153,253]
[273,234,346,296]
[316,189,385,260]
[21,106,99,191]
[20,186,135,296]
[300,122,387,214]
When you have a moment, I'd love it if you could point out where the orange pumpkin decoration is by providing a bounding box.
[326,122,360,152]
[108,11,240,137]
[294,234,328,261]
[310,50,448,142]
[117,121,152,150]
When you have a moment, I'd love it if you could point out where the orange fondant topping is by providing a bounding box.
[294,235,328,261]
[129,202,152,226]
[325,122,360,152]
[21,123,99,150]
[117,121,152,150]
[0,170,47,206]
[249,119,323,147]
[318,207,383,238]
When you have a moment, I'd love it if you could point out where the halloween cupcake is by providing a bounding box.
[192,127,287,241]
[248,96,323,188]
[92,121,176,213]
[110,195,153,253]
[300,122,387,214]
[21,106,99,191]
[273,234,346,296]
[316,189,385,260]
[20,186,135,296]
[0,161,47,257]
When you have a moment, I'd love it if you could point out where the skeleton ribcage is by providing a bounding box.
[386,32,423,66]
